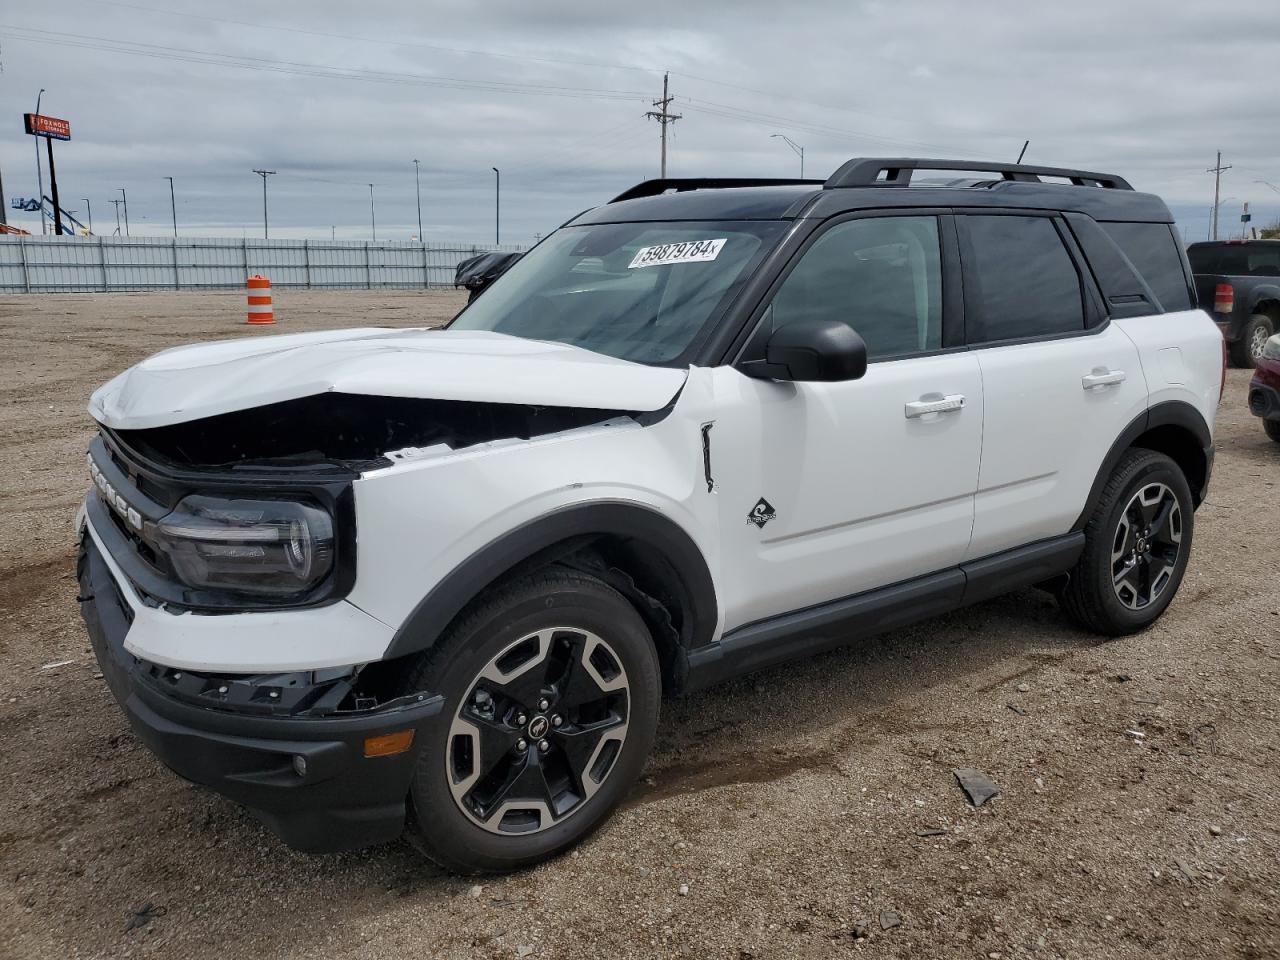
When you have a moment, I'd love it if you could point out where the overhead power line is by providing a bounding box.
[678,96,965,154]
[75,0,1009,147]
[0,26,652,102]
[90,0,661,77]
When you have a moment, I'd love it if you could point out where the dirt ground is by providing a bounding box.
[0,290,1277,960]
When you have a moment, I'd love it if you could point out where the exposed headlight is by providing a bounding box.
[1263,334,1280,362]
[151,495,334,598]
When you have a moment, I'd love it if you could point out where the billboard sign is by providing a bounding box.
[24,113,71,140]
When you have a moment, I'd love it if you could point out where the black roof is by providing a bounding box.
[572,157,1174,227]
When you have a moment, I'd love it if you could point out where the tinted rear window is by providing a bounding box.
[1101,222,1192,311]
[963,215,1084,343]
[1189,243,1280,278]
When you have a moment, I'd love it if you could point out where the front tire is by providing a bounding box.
[1265,419,1280,443]
[403,568,660,874]
[1061,449,1194,636]
[1230,314,1274,368]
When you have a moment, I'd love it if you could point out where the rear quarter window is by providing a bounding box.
[1100,222,1193,312]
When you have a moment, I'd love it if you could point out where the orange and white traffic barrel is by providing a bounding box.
[246,275,274,324]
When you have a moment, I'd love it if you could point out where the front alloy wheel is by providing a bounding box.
[403,568,660,873]
[448,628,630,835]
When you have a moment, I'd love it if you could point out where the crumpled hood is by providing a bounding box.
[88,328,688,430]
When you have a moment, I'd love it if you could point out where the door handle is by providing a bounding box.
[1082,368,1126,389]
[904,394,965,419]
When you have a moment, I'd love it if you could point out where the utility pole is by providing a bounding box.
[35,89,45,235]
[1208,151,1231,242]
[492,167,500,246]
[645,72,682,178]
[110,198,123,236]
[164,176,177,236]
[368,183,376,240]
[81,197,92,234]
[118,187,129,237]
[413,159,423,241]
[252,169,275,238]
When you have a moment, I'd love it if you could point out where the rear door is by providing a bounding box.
[958,212,1149,559]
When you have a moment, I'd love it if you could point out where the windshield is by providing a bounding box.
[448,220,786,364]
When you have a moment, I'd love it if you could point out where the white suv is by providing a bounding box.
[79,158,1223,873]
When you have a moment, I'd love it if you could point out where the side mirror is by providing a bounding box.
[743,321,868,382]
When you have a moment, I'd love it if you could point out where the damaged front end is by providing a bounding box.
[89,393,639,615]
[112,392,633,473]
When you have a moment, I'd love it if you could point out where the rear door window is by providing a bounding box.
[961,215,1085,343]
[1100,222,1193,311]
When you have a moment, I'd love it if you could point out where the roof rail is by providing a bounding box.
[824,158,1133,191]
[610,177,825,203]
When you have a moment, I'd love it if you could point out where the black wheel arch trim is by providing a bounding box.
[1072,400,1213,532]
[384,501,718,662]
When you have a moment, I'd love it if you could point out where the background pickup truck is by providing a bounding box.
[1187,239,1280,367]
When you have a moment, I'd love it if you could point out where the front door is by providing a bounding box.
[711,213,983,634]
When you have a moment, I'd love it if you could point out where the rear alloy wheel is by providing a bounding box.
[1109,482,1182,611]
[404,569,659,873]
[1061,448,1194,635]
[1230,314,1275,368]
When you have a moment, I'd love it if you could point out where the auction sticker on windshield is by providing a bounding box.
[629,238,727,269]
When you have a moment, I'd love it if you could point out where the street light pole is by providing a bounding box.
[368,183,376,240]
[35,89,46,235]
[413,159,423,241]
[81,197,92,234]
[492,167,500,246]
[164,176,177,236]
[119,187,130,237]
[769,133,805,177]
[252,169,275,239]
[1208,196,1237,242]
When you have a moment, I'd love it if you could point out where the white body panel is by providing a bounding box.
[88,328,687,429]
[968,324,1149,557]
[347,411,721,634]
[1113,309,1222,432]
[704,358,983,632]
[81,510,396,672]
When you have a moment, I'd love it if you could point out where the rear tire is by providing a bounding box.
[403,568,660,874]
[1265,419,1280,443]
[1229,314,1274,368]
[1061,449,1194,636]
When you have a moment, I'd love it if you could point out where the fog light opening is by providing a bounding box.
[292,754,308,778]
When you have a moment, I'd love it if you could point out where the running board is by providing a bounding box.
[681,532,1085,693]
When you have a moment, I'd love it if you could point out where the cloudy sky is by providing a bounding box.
[3,0,1279,245]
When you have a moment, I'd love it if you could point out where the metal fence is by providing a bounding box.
[0,235,524,293]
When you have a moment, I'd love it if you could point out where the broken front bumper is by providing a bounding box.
[77,533,444,853]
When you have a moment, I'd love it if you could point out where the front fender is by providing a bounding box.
[381,499,718,661]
